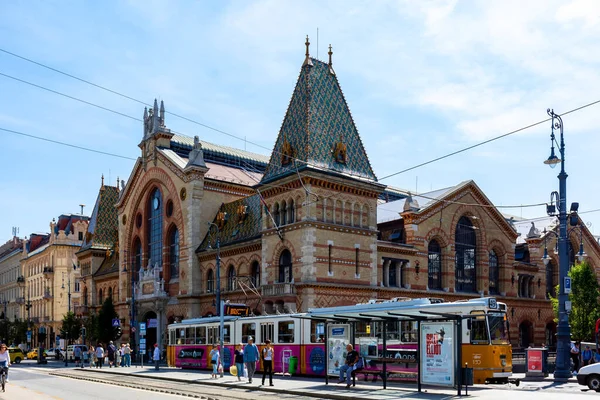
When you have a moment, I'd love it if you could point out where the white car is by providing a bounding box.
[576,363,600,390]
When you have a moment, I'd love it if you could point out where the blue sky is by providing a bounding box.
[1,0,600,243]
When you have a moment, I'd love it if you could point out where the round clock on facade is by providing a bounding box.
[180,187,187,201]
[153,197,160,210]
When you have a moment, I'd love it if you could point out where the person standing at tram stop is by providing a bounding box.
[243,336,260,384]
[234,343,244,382]
[153,343,161,371]
[261,339,274,386]
[571,342,581,372]
[582,345,593,367]
[209,344,220,379]
[338,344,359,388]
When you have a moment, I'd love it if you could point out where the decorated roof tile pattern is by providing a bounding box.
[196,194,263,252]
[81,186,119,251]
[261,58,377,184]
[94,247,119,277]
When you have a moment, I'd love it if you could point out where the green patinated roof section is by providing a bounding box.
[81,185,119,251]
[197,194,262,252]
[261,58,377,183]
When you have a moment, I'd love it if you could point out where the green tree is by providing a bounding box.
[550,261,600,342]
[61,311,82,344]
[83,312,100,345]
[97,297,118,345]
[8,319,29,345]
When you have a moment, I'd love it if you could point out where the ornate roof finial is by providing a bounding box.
[101,174,105,190]
[116,176,120,192]
[193,135,202,150]
[303,35,313,67]
[328,44,332,66]
[160,100,165,125]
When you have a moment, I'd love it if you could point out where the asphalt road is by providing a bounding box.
[0,366,182,400]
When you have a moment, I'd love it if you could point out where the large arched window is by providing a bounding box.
[98,289,103,304]
[288,200,295,224]
[108,287,113,301]
[169,227,180,279]
[455,216,476,292]
[83,287,88,306]
[281,201,287,225]
[250,261,260,288]
[278,249,293,283]
[147,188,163,270]
[133,238,142,275]
[489,250,499,295]
[206,269,214,293]
[274,203,280,226]
[227,265,236,291]
[546,260,556,298]
[428,240,442,290]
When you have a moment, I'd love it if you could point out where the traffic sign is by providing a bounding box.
[140,322,146,337]
[112,318,121,327]
[56,335,60,342]
[564,277,572,294]
[26,331,32,342]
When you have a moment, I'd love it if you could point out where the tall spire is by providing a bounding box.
[303,35,313,67]
[152,99,159,133]
[328,44,335,75]
[143,107,148,138]
[159,100,165,125]
[101,174,105,190]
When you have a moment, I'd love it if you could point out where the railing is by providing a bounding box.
[16,297,25,304]
[43,267,54,276]
[261,282,296,297]
[74,304,89,315]
[43,289,53,300]
[30,317,40,323]
[42,316,50,322]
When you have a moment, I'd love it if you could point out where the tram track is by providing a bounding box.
[48,369,298,400]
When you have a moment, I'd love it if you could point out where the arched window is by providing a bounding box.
[250,261,260,288]
[288,200,295,224]
[227,265,236,291]
[281,201,287,225]
[147,188,163,270]
[207,269,214,293]
[546,260,556,298]
[133,238,142,275]
[489,250,499,295]
[83,287,88,306]
[98,289,103,304]
[274,203,280,226]
[278,249,293,283]
[455,216,476,292]
[428,240,442,290]
[169,227,180,279]
[108,287,113,301]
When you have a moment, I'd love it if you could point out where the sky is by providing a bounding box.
[1,0,600,244]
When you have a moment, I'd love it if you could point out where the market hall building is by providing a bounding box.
[104,39,600,352]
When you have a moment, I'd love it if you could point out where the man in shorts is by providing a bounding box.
[73,346,82,367]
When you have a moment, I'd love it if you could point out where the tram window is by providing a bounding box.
[311,321,325,343]
[207,326,218,345]
[470,312,489,344]
[169,329,175,345]
[195,326,206,344]
[278,320,295,343]
[242,323,256,343]
[385,320,400,341]
[400,321,418,343]
[223,324,231,343]
[489,313,509,345]
[356,321,371,337]
[186,327,195,344]
[176,328,185,344]
[261,322,274,343]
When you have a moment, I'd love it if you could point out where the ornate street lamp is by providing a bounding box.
[207,221,225,378]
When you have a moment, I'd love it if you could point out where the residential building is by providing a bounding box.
[0,236,24,321]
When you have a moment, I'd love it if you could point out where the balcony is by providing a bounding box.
[17,276,25,286]
[43,267,54,278]
[261,282,296,297]
[43,316,50,322]
[30,317,40,324]
[43,289,53,300]
[74,304,89,316]
[16,297,25,305]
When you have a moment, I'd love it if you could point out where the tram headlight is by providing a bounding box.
[501,359,507,367]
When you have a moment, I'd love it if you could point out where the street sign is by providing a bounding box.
[56,335,60,342]
[112,318,121,327]
[564,277,572,294]
[26,331,32,342]
[565,300,572,313]
[140,322,146,337]
[131,327,136,333]
[140,338,146,345]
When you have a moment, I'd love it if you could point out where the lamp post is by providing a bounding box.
[62,272,71,366]
[122,250,137,363]
[207,222,224,378]
[542,108,572,381]
[17,277,32,346]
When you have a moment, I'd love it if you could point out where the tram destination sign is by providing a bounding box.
[225,304,250,316]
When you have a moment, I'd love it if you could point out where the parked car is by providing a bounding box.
[8,347,25,363]
[26,348,49,360]
[576,363,600,390]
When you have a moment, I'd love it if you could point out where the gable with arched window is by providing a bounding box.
[169,226,180,279]
[147,188,163,269]
[455,216,477,292]
[278,249,293,283]
[489,250,499,295]
[428,240,442,290]
[227,265,236,291]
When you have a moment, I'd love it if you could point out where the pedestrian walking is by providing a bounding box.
[234,343,244,382]
[95,343,105,368]
[82,346,89,369]
[243,336,259,384]
[73,345,82,368]
[583,345,593,367]
[209,344,221,378]
[107,341,116,368]
[89,346,96,368]
[124,343,131,367]
[119,344,125,367]
[153,343,161,371]
[261,339,274,386]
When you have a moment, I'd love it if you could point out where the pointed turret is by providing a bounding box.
[185,135,207,170]
[160,100,165,126]
[303,35,313,67]
[152,99,159,133]
[328,44,335,75]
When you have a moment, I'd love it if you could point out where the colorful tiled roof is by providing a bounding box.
[94,247,119,277]
[81,185,119,251]
[196,194,263,252]
[261,57,376,184]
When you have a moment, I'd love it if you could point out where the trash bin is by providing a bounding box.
[462,366,474,386]
[288,356,298,375]
[525,347,548,378]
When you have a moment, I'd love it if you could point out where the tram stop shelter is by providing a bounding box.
[306,297,495,396]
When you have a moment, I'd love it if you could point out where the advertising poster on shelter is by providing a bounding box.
[419,322,455,387]
[327,324,350,376]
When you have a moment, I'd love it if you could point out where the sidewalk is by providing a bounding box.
[61,365,587,400]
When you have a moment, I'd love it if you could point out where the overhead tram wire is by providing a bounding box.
[3,54,600,192]
[4,47,600,183]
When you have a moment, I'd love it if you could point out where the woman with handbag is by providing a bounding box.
[261,339,274,386]
[209,344,220,379]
